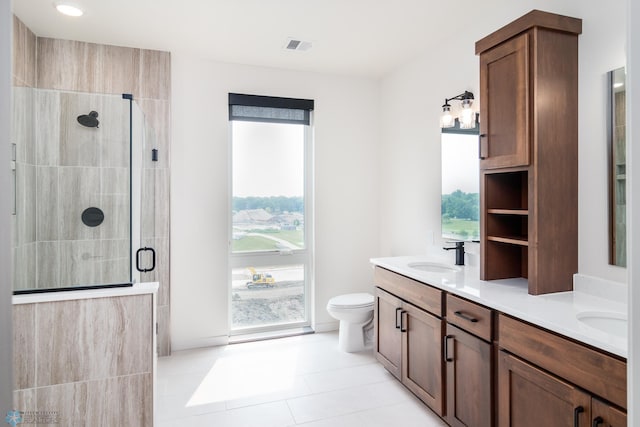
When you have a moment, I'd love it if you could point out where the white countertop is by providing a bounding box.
[13,282,159,305]
[370,256,627,359]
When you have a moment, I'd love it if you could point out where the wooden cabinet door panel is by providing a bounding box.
[374,287,402,379]
[402,302,444,416]
[592,399,626,427]
[445,324,492,427]
[480,32,530,169]
[498,351,591,427]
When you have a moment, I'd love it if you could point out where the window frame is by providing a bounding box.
[227,111,314,335]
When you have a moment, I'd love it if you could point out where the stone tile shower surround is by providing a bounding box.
[12,14,172,355]
[13,293,155,426]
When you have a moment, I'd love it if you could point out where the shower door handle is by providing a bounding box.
[136,247,156,273]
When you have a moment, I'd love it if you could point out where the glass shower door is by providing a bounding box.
[11,88,135,292]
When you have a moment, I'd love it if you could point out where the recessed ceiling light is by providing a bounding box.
[613,82,624,89]
[54,2,84,17]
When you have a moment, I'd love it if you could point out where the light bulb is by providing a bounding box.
[459,100,476,129]
[440,105,454,128]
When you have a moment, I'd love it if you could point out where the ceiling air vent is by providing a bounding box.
[284,38,312,52]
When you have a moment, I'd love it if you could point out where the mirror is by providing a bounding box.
[608,67,626,267]
[441,125,480,241]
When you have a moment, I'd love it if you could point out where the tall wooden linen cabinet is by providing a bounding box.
[476,10,582,295]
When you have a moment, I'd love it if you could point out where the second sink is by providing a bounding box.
[407,262,461,274]
[576,311,627,338]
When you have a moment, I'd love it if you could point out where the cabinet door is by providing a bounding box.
[445,324,492,427]
[401,302,444,416]
[374,287,402,379]
[498,351,591,427]
[479,32,530,169]
[591,398,626,427]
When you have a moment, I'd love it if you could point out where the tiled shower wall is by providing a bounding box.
[13,295,154,426]
[12,16,172,356]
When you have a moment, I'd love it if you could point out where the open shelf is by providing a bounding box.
[487,209,528,216]
[484,171,528,211]
[487,235,529,246]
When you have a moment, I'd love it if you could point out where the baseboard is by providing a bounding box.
[313,321,339,333]
[171,335,229,352]
[229,326,314,344]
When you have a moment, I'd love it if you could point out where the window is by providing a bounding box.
[228,94,313,334]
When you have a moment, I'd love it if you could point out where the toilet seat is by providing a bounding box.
[327,293,374,310]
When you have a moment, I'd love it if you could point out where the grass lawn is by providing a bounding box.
[442,218,480,240]
[232,229,304,252]
[271,230,304,247]
[232,235,280,252]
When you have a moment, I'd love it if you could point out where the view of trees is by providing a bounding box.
[233,196,303,213]
[442,190,479,221]
[442,190,479,240]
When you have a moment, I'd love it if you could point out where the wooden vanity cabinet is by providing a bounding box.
[444,295,493,427]
[498,351,591,427]
[374,267,444,416]
[476,10,582,294]
[478,32,530,170]
[374,287,402,379]
[591,398,627,427]
[498,314,627,426]
[402,300,444,412]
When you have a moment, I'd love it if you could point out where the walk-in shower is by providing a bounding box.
[11,87,156,292]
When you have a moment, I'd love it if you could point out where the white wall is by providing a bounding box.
[379,0,627,284]
[170,0,627,350]
[170,57,380,349]
[0,0,13,413]
[627,0,638,420]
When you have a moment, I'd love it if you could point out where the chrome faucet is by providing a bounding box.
[443,241,465,266]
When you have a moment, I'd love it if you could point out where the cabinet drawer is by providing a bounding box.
[446,294,493,342]
[499,314,627,409]
[374,267,442,316]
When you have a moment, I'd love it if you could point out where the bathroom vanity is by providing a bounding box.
[370,258,627,427]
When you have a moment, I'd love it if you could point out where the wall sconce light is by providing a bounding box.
[440,91,476,129]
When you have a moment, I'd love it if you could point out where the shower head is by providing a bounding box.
[77,111,99,128]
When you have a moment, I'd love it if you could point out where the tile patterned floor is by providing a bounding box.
[156,332,447,426]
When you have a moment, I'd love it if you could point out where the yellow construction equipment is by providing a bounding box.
[246,267,275,288]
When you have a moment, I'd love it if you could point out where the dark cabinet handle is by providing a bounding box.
[574,406,584,427]
[454,311,479,323]
[136,247,156,273]
[400,311,407,333]
[592,417,603,427]
[444,335,454,362]
[479,133,487,159]
[395,307,402,329]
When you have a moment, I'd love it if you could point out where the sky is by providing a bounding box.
[232,121,305,198]
[441,133,480,195]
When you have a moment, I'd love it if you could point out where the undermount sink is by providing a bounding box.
[407,262,461,274]
[576,311,627,338]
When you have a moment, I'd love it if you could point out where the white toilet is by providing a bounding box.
[326,293,375,352]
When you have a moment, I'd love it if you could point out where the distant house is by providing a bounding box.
[232,209,273,225]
